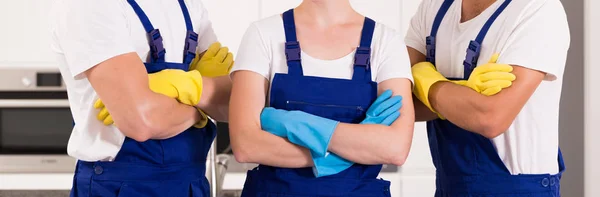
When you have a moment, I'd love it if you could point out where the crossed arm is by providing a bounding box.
[408,47,545,138]
[228,70,414,167]
[86,52,230,142]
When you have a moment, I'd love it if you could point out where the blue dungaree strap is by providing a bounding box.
[282,9,375,82]
[427,0,512,79]
[282,9,303,76]
[126,0,198,65]
[126,0,166,63]
[426,0,454,65]
[352,18,375,82]
[463,0,512,78]
[178,0,199,65]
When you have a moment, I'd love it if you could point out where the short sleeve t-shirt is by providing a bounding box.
[50,0,217,161]
[231,15,414,102]
[405,0,570,174]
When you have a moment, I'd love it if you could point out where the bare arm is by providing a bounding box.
[196,75,231,122]
[429,66,545,138]
[407,47,439,121]
[328,79,415,166]
[86,53,204,141]
[229,71,313,167]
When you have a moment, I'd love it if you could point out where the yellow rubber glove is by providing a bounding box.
[411,62,449,113]
[94,69,208,128]
[189,42,234,77]
[451,54,516,96]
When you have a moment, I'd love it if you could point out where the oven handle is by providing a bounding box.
[0,99,70,107]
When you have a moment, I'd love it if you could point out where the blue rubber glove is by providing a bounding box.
[312,90,404,177]
[361,89,403,125]
[260,108,339,157]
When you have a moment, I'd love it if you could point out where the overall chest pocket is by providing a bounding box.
[286,100,365,123]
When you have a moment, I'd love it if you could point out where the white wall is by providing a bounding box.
[584,0,599,196]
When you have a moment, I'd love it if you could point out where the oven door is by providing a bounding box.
[0,99,76,173]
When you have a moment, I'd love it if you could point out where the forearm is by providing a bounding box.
[414,95,438,122]
[329,123,412,166]
[429,81,493,136]
[196,76,231,122]
[230,127,313,168]
[115,92,201,140]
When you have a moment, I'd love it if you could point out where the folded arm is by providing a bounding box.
[407,47,439,122]
[195,75,231,122]
[86,53,205,141]
[229,71,313,167]
[429,66,545,138]
[328,78,415,166]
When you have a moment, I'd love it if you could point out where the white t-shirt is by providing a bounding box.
[405,0,570,174]
[49,0,217,162]
[231,15,414,100]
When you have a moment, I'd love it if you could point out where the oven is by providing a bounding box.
[0,68,76,173]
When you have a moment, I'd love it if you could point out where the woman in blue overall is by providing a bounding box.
[405,0,570,196]
[229,1,415,196]
[50,0,232,196]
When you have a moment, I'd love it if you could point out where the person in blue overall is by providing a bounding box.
[405,0,570,196]
[229,1,415,196]
[50,0,233,196]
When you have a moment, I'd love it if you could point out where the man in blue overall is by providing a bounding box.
[50,0,232,196]
[405,0,570,196]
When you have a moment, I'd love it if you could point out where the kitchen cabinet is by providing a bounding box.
[0,0,56,68]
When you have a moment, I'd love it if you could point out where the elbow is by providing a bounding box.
[233,148,254,163]
[117,122,154,142]
[386,140,410,166]
[232,143,258,163]
[478,112,512,139]
[229,127,259,163]
[115,109,165,142]
[126,129,153,142]
[389,154,407,166]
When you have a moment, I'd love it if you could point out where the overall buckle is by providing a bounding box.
[463,40,481,70]
[354,47,371,70]
[426,36,436,64]
[184,30,199,57]
[285,41,301,62]
[148,29,166,60]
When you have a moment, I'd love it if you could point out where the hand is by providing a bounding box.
[411,62,449,113]
[452,53,516,96]
[94,69,206,126]
[260,107,339,158]
[361,89,402,126]
[189,42,234,77]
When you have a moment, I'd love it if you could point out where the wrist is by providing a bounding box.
[196,76,215,109]
[428,81,451,113]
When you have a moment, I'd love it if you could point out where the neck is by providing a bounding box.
[461,0,497,22]
[295,0,358,26]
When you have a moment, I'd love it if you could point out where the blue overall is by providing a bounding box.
[69,1,216,196]
[240,9,390,197]
[425,0,565,196]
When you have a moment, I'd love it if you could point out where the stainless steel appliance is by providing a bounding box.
[0,67,76,173]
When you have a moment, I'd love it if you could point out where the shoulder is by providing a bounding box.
[504,0,567,24]
[250,14,284,36]
[371,23,404,52]
[241,14,285,45]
